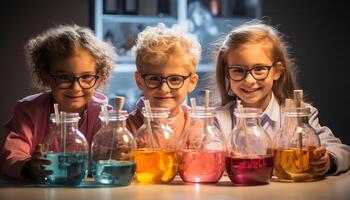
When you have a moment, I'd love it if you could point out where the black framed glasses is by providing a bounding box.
[141,73,192,90]
[227,65,273,81]
[49,73,99,89]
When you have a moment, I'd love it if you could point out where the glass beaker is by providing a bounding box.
[178,107,226,183]
[91,110,137,186]
[271,106,320,182]
[42,112,89,185]
[133,107,178,184]
[226,108,273,185]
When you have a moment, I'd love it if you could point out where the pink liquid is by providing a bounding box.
[225,155,273,185]
[178,150,226,183]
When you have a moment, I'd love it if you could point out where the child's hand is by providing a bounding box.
[21,144,52,182]
[310,147,331,176]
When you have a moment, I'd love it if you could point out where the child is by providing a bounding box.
[215,20,350,176]
[126,23,201,140]
[0,24,117,181]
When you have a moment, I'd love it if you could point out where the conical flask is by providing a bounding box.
[133,104,178,184]
[272,90,321,182]
[226,105,273,185]
[91,109,137,185]
[42,112,89,185]
[178,106,226,183]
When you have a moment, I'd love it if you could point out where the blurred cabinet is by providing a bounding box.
[94,0,260,110]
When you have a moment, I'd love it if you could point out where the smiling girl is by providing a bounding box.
[0,24,116,181]
[215,20,350,176]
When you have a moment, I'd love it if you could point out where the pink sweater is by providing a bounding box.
[0,91,107,180]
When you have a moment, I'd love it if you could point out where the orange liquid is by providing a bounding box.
[133,148,178,184]
[270,146,317,182]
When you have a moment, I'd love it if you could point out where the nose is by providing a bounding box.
[70,79,82,91]
[159,79,171,92]
[244,72,256,84]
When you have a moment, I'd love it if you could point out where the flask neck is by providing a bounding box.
[283,115,309,125]
[53,121,79,135]
[192,116,216,126]
[236,116,261,127]
[101,119,127,128]
[144,116,170,127]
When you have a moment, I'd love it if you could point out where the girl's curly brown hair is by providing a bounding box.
[25,24,117,90]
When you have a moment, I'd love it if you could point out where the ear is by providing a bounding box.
[273,62,283,80]
[187,73,199,93]
[41,71,51,86]
[134,71,145,90]
[94,78,101,89]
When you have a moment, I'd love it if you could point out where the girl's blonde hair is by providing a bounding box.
[25,24,117,90]
[133,23,201,72]
[215,20,298,105]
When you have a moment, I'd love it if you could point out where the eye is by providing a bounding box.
[230,67,245,74]
[80,74,95,81]
[57,74,73,82]
[146,75,161,82]
[253,66,268,74]
[168,76,183,84]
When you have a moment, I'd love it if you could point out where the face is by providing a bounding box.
[225,43,281,110]
[135,51,198,117]
[45,45,99,114]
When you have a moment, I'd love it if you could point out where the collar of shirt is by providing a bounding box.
[261,93,281,127]
[259,93,283,140]
[136,96,145,110]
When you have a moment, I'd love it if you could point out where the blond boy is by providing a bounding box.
[126,23,201,140]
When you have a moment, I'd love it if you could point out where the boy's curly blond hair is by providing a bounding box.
[25,24,117,90]
[133,23,201,72]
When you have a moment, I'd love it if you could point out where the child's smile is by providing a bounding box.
[135,51,198,117]
[225,43,281,110]
[48,45,98,114]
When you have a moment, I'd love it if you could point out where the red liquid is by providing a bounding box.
[225,155,273,185]
[178,150,226,183]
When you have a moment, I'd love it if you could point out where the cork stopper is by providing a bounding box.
[114,96,125,111]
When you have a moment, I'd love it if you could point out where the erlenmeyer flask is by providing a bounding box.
[226,107,273,185]
[91,110,137,185]
[133,107,178,184]
[42,112,89,185]
[272,106,321,182]
[178,106,226,183]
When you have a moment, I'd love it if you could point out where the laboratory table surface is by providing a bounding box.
[1,170,349,200]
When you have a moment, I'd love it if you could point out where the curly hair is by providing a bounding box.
[25,24,117,90]
[133,23,201,72]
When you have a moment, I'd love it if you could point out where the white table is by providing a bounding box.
[1,171,349,200]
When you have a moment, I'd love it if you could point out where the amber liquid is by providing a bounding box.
[133,148,178,184]
[270,146,317,182]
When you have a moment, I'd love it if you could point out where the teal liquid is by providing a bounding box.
[92,160,136,186]
[44,152,88,185]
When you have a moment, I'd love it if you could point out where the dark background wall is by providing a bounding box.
[0,0,349,145]
[0,0,91,139]
[261,0,349,145]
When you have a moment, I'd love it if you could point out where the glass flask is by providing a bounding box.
[134,107,178,184]
[178,107,226,183]
[42,112,89,185]
[91,110,137,186]
[271,105,321,182]
[226,107,273,185]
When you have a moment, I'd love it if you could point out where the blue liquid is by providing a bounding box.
[45,152,88,185]
[92,160,136,186]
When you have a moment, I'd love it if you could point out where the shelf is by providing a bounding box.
[114,63,136,73]
[113,63,215,73]
[102,15,178,24]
